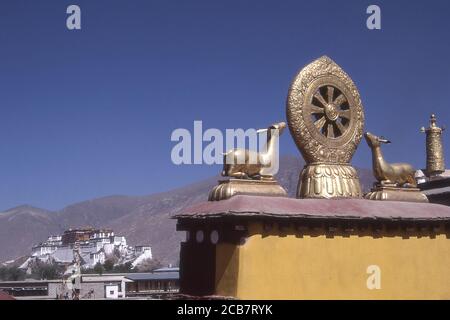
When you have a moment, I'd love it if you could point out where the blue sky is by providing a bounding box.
[0,0,448,210]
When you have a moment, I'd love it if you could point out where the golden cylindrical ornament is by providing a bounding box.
[421,114,445,176]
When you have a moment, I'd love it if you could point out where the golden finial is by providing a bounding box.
[421,114,445,177]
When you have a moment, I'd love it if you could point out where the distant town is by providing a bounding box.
[0,227,179,299]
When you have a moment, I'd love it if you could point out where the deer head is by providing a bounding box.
[270,122,286,134]
[257,122,287,136]
[364,132,391,148]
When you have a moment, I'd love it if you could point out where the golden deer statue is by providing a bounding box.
[222,122,286,180]
[364,132,416,187]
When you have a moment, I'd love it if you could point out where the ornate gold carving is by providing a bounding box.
[364,186,428,203]
[209,122,288,201]
[421,114,445,177]
[286,56,364,164]
[221,122,286,180]
[286,56,364,198]
[208,179,287,201]
[363,132,428,203]
[364,132,417,187]
[298,164,362,198]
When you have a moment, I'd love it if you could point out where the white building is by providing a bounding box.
[31,235,62,257]
[23,230,152,272]
[131,246,153,268]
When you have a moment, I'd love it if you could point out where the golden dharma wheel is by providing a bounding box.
[286,56,365,199]
[286,56,365,164]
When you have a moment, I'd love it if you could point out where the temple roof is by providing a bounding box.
[175,195,450,221]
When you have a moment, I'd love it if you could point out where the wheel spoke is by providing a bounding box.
[314,116,327,130]
[339,110,351,119]
[336,120,346,134]
[309,104,324,114]
[327,123,335,138]
[333,94,347,107]
[327,86,334,103]
[314,92,328,107]
[310,85,352,138]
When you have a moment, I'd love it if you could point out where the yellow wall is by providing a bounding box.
[215,222,450,299]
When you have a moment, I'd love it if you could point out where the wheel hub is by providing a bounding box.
[324,103,339,121]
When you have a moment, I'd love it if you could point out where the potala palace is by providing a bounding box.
[19,228,152,275]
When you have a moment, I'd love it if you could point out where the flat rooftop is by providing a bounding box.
[125,272,179,281]
[175,195,450,221]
